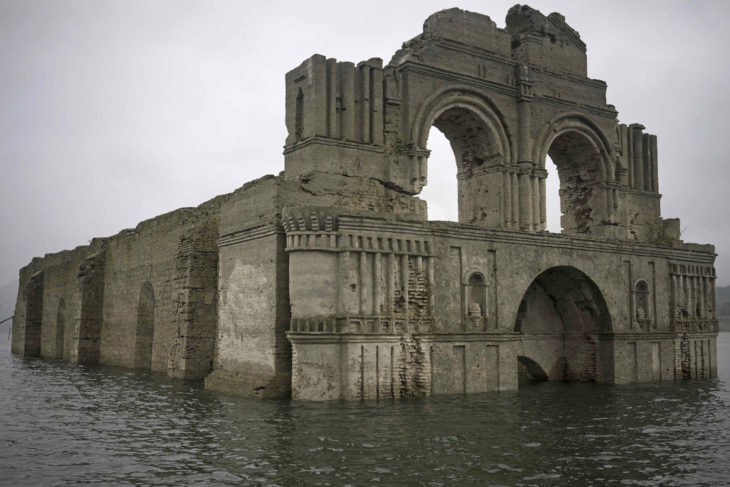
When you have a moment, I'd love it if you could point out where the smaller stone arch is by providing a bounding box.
[533,112,614,180]
[517,356,549,386]
[134,281,155,370]
[56,298,66,360]
[533,113,616,235]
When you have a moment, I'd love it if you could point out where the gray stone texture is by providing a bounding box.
[12,5,718,400]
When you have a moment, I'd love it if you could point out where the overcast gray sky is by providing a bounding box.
[2,0,729,300]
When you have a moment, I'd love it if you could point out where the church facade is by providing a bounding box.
[13,6,718,400]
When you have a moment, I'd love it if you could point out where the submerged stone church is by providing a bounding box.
[13,5,718,400]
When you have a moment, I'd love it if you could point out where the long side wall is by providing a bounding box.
[12,247,91,360]
[12,197,227,379]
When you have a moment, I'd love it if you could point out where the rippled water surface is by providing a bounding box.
[1,333,729,486]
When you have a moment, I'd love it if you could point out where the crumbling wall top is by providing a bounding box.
[506,5,585,50]
[415,8,512,57]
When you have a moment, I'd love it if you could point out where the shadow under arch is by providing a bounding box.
[518,356,549,386]
[533,113,616,235]
[515,265,613,384]
[412,88,514,226]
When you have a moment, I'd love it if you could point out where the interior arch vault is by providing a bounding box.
[515,266,613,385]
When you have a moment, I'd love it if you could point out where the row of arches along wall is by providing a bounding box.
[420,124,567,233]
[23,280,156,369]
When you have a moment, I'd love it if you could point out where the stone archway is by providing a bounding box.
[415,89,514,228]
[515,266,612,384]
[135,281,155,369]
[535,114,616,236]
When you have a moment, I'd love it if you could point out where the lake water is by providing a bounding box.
[1,330,729,486]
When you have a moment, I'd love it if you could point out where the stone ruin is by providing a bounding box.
[12,6,718,400]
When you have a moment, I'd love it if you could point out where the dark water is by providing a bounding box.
[1,332,729,486]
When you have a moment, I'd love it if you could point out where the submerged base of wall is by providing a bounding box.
[289,332,718,401]
[204,369,291,399]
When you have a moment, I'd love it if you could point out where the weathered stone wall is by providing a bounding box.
[12,5,718,402]
[12,246,92,360]
[12,196,227,379]
[282,5,718,400]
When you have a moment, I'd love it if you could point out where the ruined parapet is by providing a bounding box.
[506,4,587,76]
[282,5,684,244]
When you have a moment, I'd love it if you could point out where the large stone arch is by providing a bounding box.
[410,88,515,226]
[515,265,613,384]
[411,87,514,162]
[533,113,616,235]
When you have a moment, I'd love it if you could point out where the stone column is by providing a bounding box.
[511,172,519,229]
[503,172,512,228]
[539,174,546,229]
[518,162,532,230]
[516,65,534,232]
[671,274,679,320]
[373,252,382,315]
[531,175,540,230]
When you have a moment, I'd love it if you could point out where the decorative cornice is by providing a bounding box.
[284,135,385,155]
[218,224,282,248]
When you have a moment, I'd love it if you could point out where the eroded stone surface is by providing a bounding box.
[12,5,718,400]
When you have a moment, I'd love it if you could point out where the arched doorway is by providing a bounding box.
[56,298,66,360]
[515,266,612,385]
[135,282,155,369]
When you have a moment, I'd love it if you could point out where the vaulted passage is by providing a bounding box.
[135,282,155,369]
[516,266,612,385]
